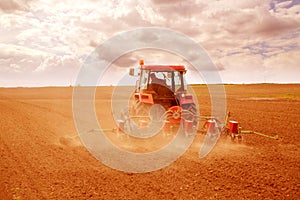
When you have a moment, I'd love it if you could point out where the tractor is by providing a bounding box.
[118,60,278,140]
[128,60,198,125]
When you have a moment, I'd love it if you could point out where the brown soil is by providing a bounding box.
[0,84,299,199]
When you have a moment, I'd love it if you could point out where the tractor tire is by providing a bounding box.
[182,103,197,122]
[134,102,151,117]
[129,100,152,126]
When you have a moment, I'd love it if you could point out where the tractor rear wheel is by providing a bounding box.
[134,102,151,116]
[181,103,197,122]
[130,100,152,125]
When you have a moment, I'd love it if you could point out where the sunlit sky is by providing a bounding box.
[0,0,299,87]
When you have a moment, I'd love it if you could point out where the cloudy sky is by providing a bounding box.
[0,0,299,86]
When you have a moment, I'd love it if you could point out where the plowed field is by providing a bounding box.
[1,84,299,199]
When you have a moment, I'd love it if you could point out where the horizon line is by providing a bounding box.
[1,82,300,88]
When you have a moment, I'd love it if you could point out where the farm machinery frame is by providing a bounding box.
[116,60,278,142]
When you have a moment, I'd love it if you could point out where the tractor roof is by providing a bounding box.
[141,65,186,72]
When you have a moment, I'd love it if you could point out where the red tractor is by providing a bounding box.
[129,60,198,125]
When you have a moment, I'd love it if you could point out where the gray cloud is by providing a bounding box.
[254,14,300,36]
[0,0,32,13]
[0,0,300,85]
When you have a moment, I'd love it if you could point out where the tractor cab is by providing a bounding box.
[129,60,194,112]
[129,60,187,93]
[138,66,187,94]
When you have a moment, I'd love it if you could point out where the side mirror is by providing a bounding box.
[129,68,135,76]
